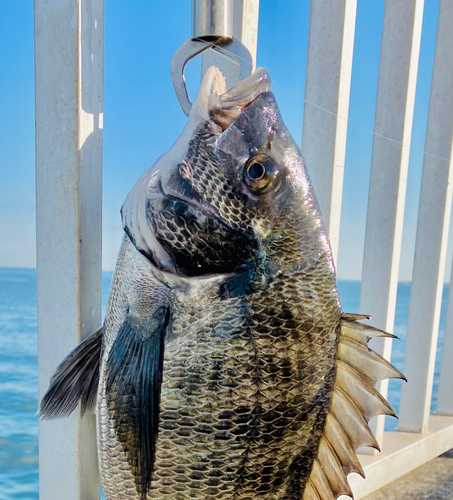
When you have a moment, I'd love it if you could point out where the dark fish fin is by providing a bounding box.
[106,307,169,499]
[39,327,103,419]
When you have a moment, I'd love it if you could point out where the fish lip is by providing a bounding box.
[195,66,272,131]
[211,67,272,131]
[211,67,271,103]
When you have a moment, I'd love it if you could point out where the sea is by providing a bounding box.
[0,267,449,499]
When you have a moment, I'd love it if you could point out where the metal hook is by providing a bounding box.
[171,0,253,116]
[171,37,253,116]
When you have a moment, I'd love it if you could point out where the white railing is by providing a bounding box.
[302,0,357,266]
[35,0,453,499]
[303,0,453,498]
[398,0,453,433]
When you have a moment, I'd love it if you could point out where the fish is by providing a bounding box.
[39,66,405,500]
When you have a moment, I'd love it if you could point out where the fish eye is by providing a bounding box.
[244,154,278,194]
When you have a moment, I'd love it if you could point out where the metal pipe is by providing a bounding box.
[192,0,233,40]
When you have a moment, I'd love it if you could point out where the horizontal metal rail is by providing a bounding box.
[351,416,453,499]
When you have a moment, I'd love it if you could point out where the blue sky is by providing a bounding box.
[0,0,446,281]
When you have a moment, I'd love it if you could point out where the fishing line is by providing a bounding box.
[192,37,306,105]
[373,134,452,164]
[423,151,452,163]
[303,99,348,121]
[192,37,362,148]
[192,36,252,73]
[373,132,406,148]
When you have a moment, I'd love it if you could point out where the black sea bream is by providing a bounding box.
[40,67,405,500]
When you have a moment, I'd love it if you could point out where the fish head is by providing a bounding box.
[122,67,333,278]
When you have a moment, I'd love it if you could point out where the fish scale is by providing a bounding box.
[184,129,260,234]
[139,252,339,499]
[97,237,170,499]
[236,257,340,499]
[152,280,255,499]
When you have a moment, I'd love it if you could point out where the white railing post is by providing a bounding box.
[302,0,357,264]
[432,0,453,418]
[359,0,424,451]
[399,0,453,433]
[438,257,453,415]
[201,0,260,82]
[35,0,103,497]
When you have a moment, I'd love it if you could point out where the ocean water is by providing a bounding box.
[0,267,449,499]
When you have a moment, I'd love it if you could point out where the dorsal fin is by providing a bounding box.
[309,460,335,500]
[335,360,397,420]
[323,414,365,478]
[305,315,405,500]
[340,313,370,321]
[317,437,354,498]
[338,337,406,384]
[340,318,397,345]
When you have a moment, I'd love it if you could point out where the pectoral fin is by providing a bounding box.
[106,306,169,500]
[39,327,103,419]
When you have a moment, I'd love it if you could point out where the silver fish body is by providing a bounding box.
[40,67,404,500]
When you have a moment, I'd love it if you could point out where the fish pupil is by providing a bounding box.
[247,162,265,180]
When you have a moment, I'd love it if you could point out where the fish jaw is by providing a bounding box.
[158,65,274,207]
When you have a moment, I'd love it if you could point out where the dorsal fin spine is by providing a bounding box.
[303,317,404,500]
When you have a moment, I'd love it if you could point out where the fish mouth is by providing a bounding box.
[123,69,272,277]
[159,67,273,232]
[195,66,272,131]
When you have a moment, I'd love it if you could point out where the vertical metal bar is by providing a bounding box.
[438,258,453,415]
[35,0,103,497]
[359,0,424,452]
[399,0,453,433]
[302,0,357,264]
[233,0,259,68]
[201,0,260,84]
